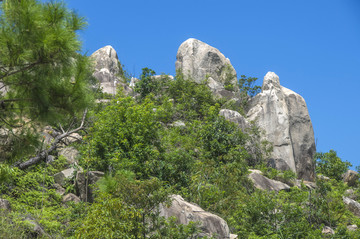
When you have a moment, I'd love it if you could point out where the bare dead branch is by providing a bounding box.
[14,109,88,170]
[58,123,65,134]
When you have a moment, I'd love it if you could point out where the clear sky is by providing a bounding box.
[65,0,360,168]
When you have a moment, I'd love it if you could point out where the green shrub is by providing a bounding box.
[316,150,352,181]
[81,96,161,176]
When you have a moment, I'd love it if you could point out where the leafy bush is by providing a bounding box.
[315,150,352,181]
[135,68,172,99]
[0,211,27,239]
[82,96,161,176]
[164,72,216,120]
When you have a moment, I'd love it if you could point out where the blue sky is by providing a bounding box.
[66,0,360,168]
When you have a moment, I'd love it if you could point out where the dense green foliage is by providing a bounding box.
[0,0,93,123]
[316,150,352,181]
[75,69,360,238]
[2,63,360,238]
[1,2,360,238]
[0,0,94,162]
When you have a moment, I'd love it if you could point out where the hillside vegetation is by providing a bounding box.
[1,69,360,238]
[1,0,360,238]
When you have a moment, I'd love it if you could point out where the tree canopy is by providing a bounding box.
[0,0,93,128]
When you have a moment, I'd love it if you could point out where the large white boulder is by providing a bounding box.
[342,170,359,186]
[343,196,360,217]
[91,45,121,75]
[175,38,238,98]
[219,109,249,131]
[248,170,290,192]
[247,72,316,181]
[90,45,131,95]
[159,195,231,238]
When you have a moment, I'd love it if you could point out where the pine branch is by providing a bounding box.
[0,115,23,128]
[14,109,87,170]
[0,61,52,81]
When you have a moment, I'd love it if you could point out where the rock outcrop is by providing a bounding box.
[62,193,81,204]
[247,72,316,181]
[176,38,238,99]
[53,183,66,196]
[159,195,231,238]
[219,109,249,131]
[343,196,360,217]
[344,189,358,201]
[248,170,290,192]
[175,39,315,181]
[91,45,131,95]
[347,225,358,231]
[342,170,359,187]
[53,168,75,187]
[58,147,79,165]
[24,216,46,237]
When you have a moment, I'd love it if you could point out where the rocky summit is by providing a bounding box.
[90,39,317,181]
[246,72,316,181]
[2,1,359,237]
[174,38,316,181]
[90,45,132,95]
[176,38,239,99]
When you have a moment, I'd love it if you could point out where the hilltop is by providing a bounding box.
[1,35,360,238]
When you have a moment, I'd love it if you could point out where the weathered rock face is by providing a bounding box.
[62,193,81,204]
[53,183,66,196]
[342,170,359,187]
[347,225,358,231]
[246,72,316,181]
[92,45,121,75]
[53,168,75,186]
[219,109,249,131]
[282,87,316,181]
[58,147,79,165]
[343,196,360,217]
[248,170,290,192]
[159,195,230,238]
[175,38,238,98]
[91,45,131,95]
[345,189,359,201]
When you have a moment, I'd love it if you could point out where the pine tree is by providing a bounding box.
[0,0,93,127]
[0,0,94,162]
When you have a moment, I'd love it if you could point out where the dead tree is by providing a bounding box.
[14,109,87,170]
